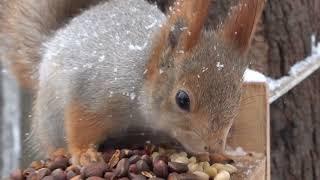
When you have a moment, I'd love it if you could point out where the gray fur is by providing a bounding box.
[33,0,165,156]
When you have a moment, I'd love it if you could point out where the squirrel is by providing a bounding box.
[0,0,265,165]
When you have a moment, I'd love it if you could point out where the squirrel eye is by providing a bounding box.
[175,90,190,111]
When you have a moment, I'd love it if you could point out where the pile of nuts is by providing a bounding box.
[10,144,238,180]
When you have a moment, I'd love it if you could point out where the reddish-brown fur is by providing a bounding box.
[65,101,115,164]
[220,0,266,54]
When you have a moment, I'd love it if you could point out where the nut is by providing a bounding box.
[47,155,69,170]
[30,161,45,170]
[114,158,129,177]
[82,162,108,178]
[128,155,141,164]
[141,155,152,166]
[222,164,237,174]
[104,172,115,180]
[131,174,147,180]
[153,160,169,178]
[38,168,51,179]
[188,157,197,164]
[168,162,188,173]
[188,163,203,172]
[211,163,225,171]
[193,171,210,180]
[108,150,121,168]
[173,156,189,164]
[51,168,67,180]
[136,160,150,172]
[214,170,230,180]
[87,176,106,180]
[129,164,139,174]
[204,166,218,178]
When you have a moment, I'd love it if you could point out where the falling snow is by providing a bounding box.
[216,62,224,71]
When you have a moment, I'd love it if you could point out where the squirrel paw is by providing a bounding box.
[71,147,104,166]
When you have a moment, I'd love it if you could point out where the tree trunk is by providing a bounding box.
[263,0,320,179]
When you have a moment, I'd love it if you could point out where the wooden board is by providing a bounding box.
[227,82,270,180]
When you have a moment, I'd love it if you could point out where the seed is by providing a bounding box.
[188,157,197,164]
[26,171,38,180]
[133,150,144,156]
[187,163,203,172]
[214,170,230,180]
[178,152,188,157]
[169,154,179,162]
[102,149,116,163]
[204,166,218,178]
[114,158,129,177]
[168,162,188,173]
[67,170,77,179]
[30,161,45,170]
[141,171,156,178]
[129,155,141,164]
[120,149,133,158]
[151,152,159,160]
[118,177,130,180]
[108,150,121,168]
[47,156,69,170]
[104,172,115,180]
[211,163,225,171]
[66,165,81,175]
[22,168,36,177]
[42,175,55,180]
[131,174,147,180]
[172,173,200,180]
[87,176,106,180]
[222,164,237,174]
[173,156,189,164]
[51,168,67,180]
[136,160,150,172]
[129,164,138,174]
[38,168,51,179]
[167,172,179,180]
[158,147,166,155]
[153,160,169,178]
[141,155,152,166]
[82,162,108,178]
[193,171,209,180]
[149,177,166,180]
[70,175,81,180]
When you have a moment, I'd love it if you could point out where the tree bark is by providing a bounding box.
[263,0,320,179]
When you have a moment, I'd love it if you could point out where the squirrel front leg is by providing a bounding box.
[65,100,115,165]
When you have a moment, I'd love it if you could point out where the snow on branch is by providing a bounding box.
[243,35,320,104]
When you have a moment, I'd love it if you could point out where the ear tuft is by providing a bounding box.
[220,0,266,54]
[165,0,210,51]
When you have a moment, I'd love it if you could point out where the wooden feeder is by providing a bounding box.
[227,82,270,180]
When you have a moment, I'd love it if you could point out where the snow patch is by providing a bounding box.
[243,69,267,82]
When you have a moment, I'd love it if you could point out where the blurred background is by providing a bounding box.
[1,0,320,179]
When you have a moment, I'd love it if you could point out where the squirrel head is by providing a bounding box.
[143,0,265,154]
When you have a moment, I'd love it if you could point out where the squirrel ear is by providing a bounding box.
[166,0,210,51]
[219,0,265,55]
